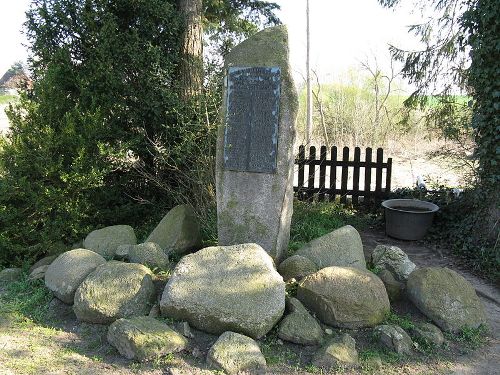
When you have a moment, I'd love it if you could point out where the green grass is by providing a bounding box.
[385,311,416,331]
[445,325,488,350]
[289,200,376,254]
[0,94,17,105]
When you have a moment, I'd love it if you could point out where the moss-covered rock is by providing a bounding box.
[160,243,285,339]
[128,242,169,269]
[84,225,137,258]
[107,316,188,361]
[374,324,413,355]
[278,255,317,281]
[45,249,106,304]
[378,269,405,302]
[73,261,155,324]
[312,333,359,369]
[297,266,390,328]
[411,322,445,347]
[296,225,366,270]
[407,267,487,332]
[146,204,202,256]
[0,268,23,283]
[278,298,323,345]
[207,331,266,375]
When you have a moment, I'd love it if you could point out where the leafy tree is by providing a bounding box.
[0,0,280,267]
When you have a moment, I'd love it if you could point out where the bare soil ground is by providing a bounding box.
[1,228,498,375]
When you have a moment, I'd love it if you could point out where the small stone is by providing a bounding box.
[278,298,323,346]
[84,225,137,258]
[312,333,359,369]
[371,245,416,282]
[278,255,317,281]
[192,347,203,359]
[412,323,445,347]
[107,316,188,361]
[374,325,413,355]
[148,304,160,318]
[297,225,366,270]
[0,268,23,283]
[325,329,333,335]
[115,244,133,259]
[29,265,49,281]
[364,354,383,370]
[175,321,194,339]
[29,255,57,273]
[207,331,266,375]
[378,269,405,302]
[146,205,202,256]
[128,242,169,269]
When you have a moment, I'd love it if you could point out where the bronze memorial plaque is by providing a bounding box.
[224,66,281,173]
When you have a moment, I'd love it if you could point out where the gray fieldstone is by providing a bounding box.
[216,26,298,261]
[115,244,133,259]
[207,331,266,375]
[278,297,323,346]
[278,255,317,281]
[371,245,416,282]
[312,333,359,369]
[0,268,23,283]
[374,325,413,355]
[128,242,169,269]
[297,266,390,329]
[73,261,155,324]
[84,225,137,258]
[412,322,445,347]
[44,249,106,304]
[160,243,285,339]
[146,204,202,256]
[378,269,405,302]
[107,316,188,361]
[407,267,487,333]
[296,225,366,270]
[29,265,49,281]
[29,255,57,273]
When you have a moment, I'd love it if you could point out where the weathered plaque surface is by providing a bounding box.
[224,66,281,173]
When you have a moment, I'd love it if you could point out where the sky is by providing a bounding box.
[0,0,422,87]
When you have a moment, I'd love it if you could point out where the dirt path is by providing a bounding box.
[361,229,500,375]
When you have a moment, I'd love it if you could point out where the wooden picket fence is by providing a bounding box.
[294,145,393,205]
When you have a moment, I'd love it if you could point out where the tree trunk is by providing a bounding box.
[177,0,203,101]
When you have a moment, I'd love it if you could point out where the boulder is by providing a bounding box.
[378,269,405,302]
[160,243,285,339]
[0,268,23,283]
[146,205,202,256]
[278,255,317,281]
[84,225,137,258]
[374,325,413,355]
[29,265,49,281]
[29,255,57,273]
[115,244,133,259]
[296,225,366,270]
[297,266,390,329]
[107,316,188,361]
[74,261,155,324]
[278,298,323,345]
[412,322,444,347]
[207,331,266,375]
[128,242,169,269]
[407,267,487,332]
[44,249,106,304]
[312,334,358,369]
[371,245,416,281]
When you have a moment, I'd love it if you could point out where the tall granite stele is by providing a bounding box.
[216,26,298,261]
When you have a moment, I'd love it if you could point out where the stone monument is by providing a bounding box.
[216,25,298,261]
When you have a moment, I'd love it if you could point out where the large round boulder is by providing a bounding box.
[160,243,285,339]
[296,225,366,270]
[44,249,106,304]
[146,204,202,256]
[73,261,155,324]
[407,267,487,332]
[297,266,390,328]
[84,225,137,258]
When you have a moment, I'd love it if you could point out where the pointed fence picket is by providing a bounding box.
[294,145,392,205]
